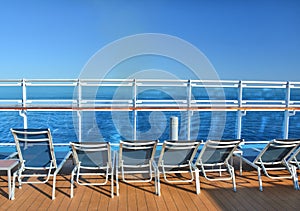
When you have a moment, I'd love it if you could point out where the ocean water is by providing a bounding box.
[0,84,300,144]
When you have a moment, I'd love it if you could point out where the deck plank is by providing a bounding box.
[157,181,178,211]
[135,182,147,211]
[126,182,138,211]
[88,187,101,210]
[117,181,128,211]
[143,182,158,211]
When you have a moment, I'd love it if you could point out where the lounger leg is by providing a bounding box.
[195,168,200,194]
[154,169,157,195]
[291,165,299,190]
[257,167,263,191]
[70,171,75,198]
[156,168,161,196]
[231,166,236,192]
[111,169,114,198]
[52,174,56,200]
[11,171,18,200]
[116,168,119,196]
[18,169,22,189]
[240,156,243,176]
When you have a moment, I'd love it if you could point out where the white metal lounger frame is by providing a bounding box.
[195,139,242,192]
[157,140,202,195]
[288,147,300,170]
[70,142,114,198]
[116,140,159,196]
[11,128,71,200]
[239,139,300,191]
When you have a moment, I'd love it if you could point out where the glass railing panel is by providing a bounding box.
[194,111,237,141]
[136,111,182,141]
[27,111,77,143]
[241,111,284,141]
[79,111,134,144]
[0,111,23,143]
[288,113,300,139]
[290,87,300,101]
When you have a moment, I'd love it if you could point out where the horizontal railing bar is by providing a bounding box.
[242,100,285,103]
[242,85,286,89]
[0,79,23,82]
[26,100,76,102]
[81,100,132,103]
[0,106,299,111]
[0,83,22,86]
[191,79,240,84]
[0,100,22,102]
[25,83,77,86]
[134,79,187,83]
[192,84,239,88]
[193,100,238,103]
[241,81,287,85]
[135,82,187,86]
[24,79,78,82]
[80,83,133,86]
[136,100,187,103]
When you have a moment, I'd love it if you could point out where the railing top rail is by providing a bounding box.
[0,78,298,86]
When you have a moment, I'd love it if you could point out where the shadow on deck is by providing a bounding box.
[1,158,300,210]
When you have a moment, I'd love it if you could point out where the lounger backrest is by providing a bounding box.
[119,140,158,166]
[71,142,111,168]
[196,139,242,165]
[11,128,56,168]
[255,139,300,164]
[158,140,201,166]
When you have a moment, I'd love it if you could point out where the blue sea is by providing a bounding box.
[0,84,300,144]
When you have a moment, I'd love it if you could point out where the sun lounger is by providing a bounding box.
[70,142,114,198]
[237,139,300,191]
[195,139,242,192]
[156,140,202,195]
[11,128,71,200]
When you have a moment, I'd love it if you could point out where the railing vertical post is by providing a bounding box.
[77,79,82,142]
[187,80,192,140]
[133,79,137,140]
[20,79,28,129]
[236,80,243,139]
[283,81,290,139]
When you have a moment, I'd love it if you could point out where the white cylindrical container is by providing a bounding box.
[170,116,178,141]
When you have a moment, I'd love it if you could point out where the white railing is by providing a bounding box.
[0,79,299,142]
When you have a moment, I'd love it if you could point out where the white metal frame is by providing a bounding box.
[10,128,72,200]
[70,142,114,198]
[116,140,159,196]
[237,139,300,191]
[195,139,243,192]
[157,140,202,195]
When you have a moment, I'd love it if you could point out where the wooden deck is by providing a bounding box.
[1,159,300,211]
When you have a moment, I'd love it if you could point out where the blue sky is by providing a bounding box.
[0,0,299,81]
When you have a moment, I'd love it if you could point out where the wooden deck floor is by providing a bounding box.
[1,159,300,211]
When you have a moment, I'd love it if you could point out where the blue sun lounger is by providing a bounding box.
[237,139,300,191]
[116,140,159,196]
[156,140,202,195]
[70,142,114,198]
[11,128,71,200]
[194,139,243,192]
